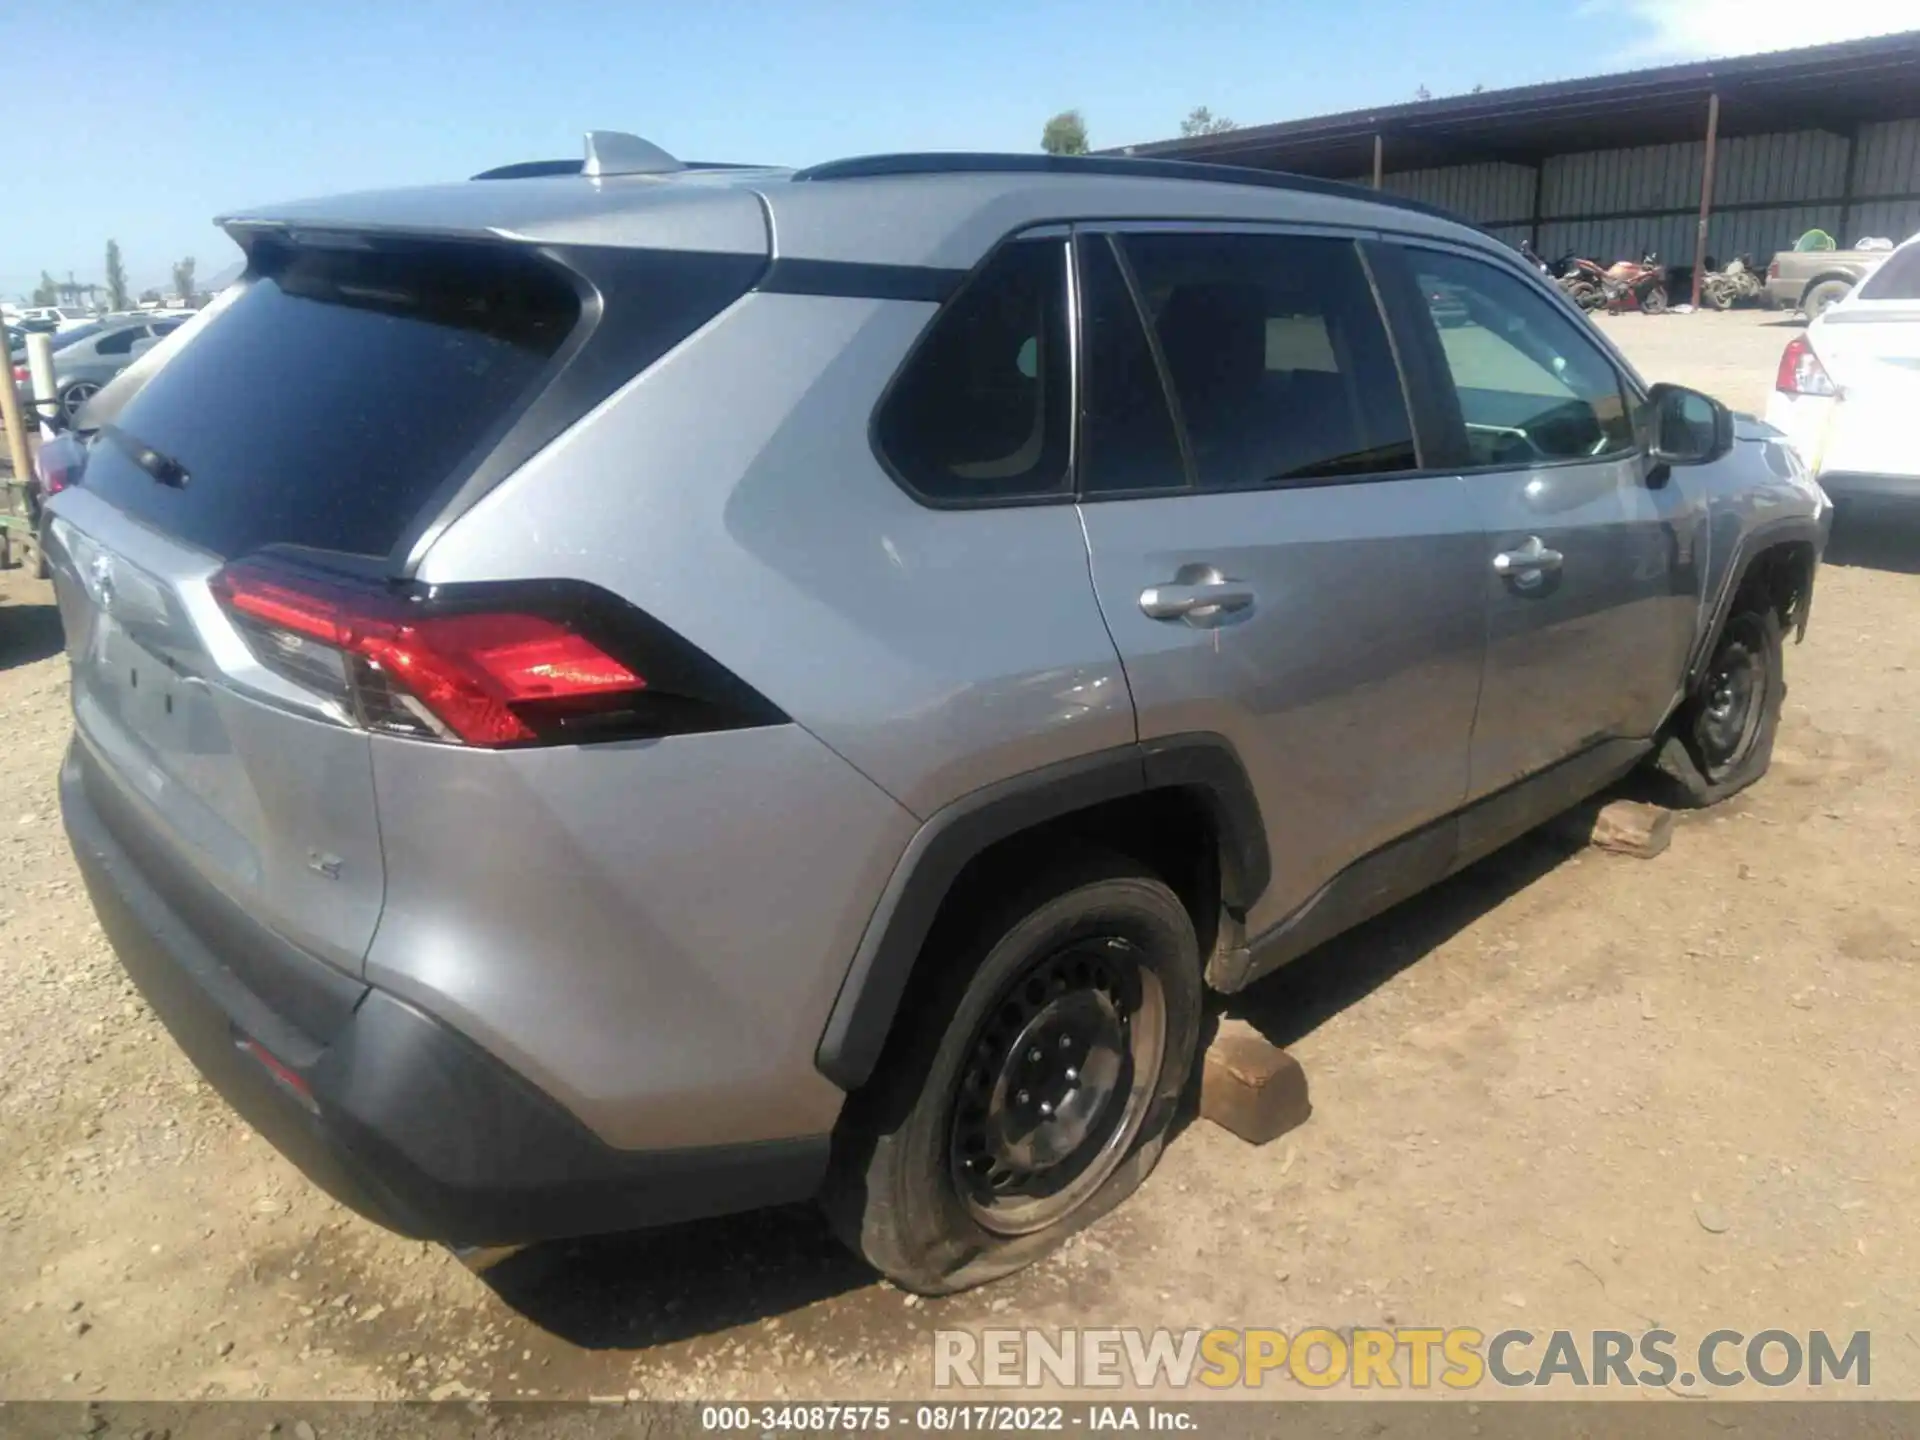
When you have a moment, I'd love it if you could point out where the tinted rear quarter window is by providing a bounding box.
[874,237,1071,504]
[94,326,145,356]
[79,242,581,560]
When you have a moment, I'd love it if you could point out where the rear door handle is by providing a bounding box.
[1139,572,1255,621]
[1492,536,1564,577]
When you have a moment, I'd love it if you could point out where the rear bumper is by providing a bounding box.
[60,743,828,1249]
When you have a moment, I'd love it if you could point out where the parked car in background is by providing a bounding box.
[9,314,188,423]
[1768,232,1920,511]
[46,139,1827,1296]
[14,305,96,334]
[1766,246,1893,320]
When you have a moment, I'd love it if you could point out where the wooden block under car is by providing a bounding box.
[1200,1018,1312,1145]
[1548,797,1674,859]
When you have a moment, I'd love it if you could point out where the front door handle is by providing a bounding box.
[1492,536,1564,578]
[1139,566,1255,621]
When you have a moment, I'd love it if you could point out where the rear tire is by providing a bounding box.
[58,381,99,423]
[1642,285,1669,316]
[1562,280,1599,311]
[822,853,1202,1295]
[1802,279,1850,322]
[1653,602,1783,808]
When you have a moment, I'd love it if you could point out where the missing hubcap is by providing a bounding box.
[949,938,1165,1236]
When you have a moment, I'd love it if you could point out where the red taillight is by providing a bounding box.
[1767,259,1781,280]
[211,560,644,747]
[1775,334,1837,397]
[11,365,26,384]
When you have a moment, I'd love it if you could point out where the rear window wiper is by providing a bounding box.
[101,424,191,489]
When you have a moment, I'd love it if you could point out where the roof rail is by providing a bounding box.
[472,158,582,180]
[791,152,1464,225]
[470,155,770,182]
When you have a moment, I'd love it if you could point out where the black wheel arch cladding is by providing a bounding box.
[814,735,1267,1092]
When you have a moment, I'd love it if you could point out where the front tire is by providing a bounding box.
[1642,285,1669,316]
[822,854,1202,1294]
[1654,602,1783,807]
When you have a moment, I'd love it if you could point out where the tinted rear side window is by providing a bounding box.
[80,242,581,560]
[875,236,1071,504]
[1120,232,1417,490]
[1078,234,1188,495]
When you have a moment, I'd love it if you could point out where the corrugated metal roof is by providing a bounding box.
[1112,31,1920,174]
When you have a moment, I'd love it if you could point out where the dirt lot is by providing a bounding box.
[2,309,1917,1403]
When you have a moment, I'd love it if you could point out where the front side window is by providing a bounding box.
[1406,248,1635,466]
[875,237,1070,504]
[1117,231,1417,491]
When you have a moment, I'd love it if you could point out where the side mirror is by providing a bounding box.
[1646,382,1733,467]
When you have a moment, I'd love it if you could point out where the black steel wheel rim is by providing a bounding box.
[1696,615,1766,779]
[948,935,1166,1236]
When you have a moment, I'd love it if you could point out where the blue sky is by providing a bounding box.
[3,0,1911,299]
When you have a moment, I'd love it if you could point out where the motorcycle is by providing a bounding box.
[1597,251,1669,315]
[1557,257,1608,311]
[1701,254,1765,310]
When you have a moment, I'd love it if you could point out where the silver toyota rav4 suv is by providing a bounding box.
[50,135,1828,1294]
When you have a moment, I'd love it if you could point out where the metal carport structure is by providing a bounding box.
[1111,31,1920,305]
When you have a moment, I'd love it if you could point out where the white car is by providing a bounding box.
[1767,233,1920,512]
[14,305,95,333]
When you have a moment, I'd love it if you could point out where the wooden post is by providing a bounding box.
[1371,132,1384,190]
[1690,92,1720,309]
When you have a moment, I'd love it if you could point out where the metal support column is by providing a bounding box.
[1690,92,1720,309]
[1530,162,1545,251]
[1371,133,1384,190]
[1838,125,1862,244]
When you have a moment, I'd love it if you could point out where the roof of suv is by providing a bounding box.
[217,143,1484,272]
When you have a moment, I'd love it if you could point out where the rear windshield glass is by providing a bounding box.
[79,241,580,560]
[1857,246,1920,302]
[52,323,105,350]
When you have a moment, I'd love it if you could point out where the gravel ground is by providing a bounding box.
[2,309,1918,1403]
